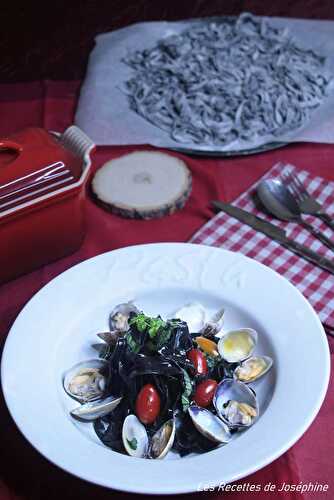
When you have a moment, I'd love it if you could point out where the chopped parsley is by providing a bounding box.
[130,313,148,332]
[148,317,166,339]
[129,313,166,338]
[127,313,172,352]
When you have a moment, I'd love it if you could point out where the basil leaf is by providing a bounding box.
[181,369,193,412]
[126,332,141,353]
[156,326,172,349]
[181,394,190,412]
[205,353,218,371]
[126,437,138,451]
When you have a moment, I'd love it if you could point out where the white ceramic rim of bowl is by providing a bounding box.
[1,243,330,495]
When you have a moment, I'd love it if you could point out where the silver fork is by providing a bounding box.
[283,172,334,232]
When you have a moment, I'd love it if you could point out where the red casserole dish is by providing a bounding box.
[0,126,95,284]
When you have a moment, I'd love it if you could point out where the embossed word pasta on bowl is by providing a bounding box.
[104,246,248,291]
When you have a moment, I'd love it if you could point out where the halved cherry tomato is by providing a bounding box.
[187,348,208,375]
[135,383,161,424]
[194,379,218,408]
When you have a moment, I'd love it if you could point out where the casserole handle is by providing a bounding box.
[0,140,23,156]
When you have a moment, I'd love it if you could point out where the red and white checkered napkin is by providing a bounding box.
[191,162,334,329]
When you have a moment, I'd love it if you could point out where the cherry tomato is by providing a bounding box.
[194,379,218,407]
[135,383,161,424]
[187,348,208,375]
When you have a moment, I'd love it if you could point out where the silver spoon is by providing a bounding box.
[257,179,334,251]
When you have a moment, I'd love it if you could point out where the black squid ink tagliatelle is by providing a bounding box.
[121,13,332,148]
[63,302,273,459]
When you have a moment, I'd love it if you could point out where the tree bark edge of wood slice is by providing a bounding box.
[91,151,193,219]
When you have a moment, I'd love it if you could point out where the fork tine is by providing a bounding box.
[282,172,304,201]
[281,172,293,190]
[291,178,309,202]
[289,172,309,196]
[286,172,309,202]
[282,172,294,186]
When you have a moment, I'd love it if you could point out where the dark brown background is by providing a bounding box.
[1,0,334,82]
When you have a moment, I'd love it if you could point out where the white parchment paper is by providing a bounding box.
[75,16,334,152]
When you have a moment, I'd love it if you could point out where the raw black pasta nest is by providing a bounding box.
[122,13,332,147]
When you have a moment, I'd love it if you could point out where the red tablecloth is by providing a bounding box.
[0,81,333,500]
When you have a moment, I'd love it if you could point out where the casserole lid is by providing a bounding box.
[0,127,87,213]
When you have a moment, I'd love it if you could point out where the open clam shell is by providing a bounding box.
[188,405,231,444]
[109,302,139,332]
[213,379,259,429]
[234,356,273,383]
[97,330,122,346]
[150,419,176,459]
[218,328,257,363]
[92,343,112,359]
[122,414,149,458]
[92,330,122,358]
[63,359,108,403]
[70,395,122,421]
[173,303,207,333]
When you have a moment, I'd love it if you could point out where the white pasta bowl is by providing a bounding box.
[1,243,330,494]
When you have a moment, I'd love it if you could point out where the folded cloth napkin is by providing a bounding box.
[191,162,334,330]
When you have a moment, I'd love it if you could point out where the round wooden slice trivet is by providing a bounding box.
[91,151,192,219]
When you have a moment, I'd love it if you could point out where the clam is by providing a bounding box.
[70,395,123,421]
[109,302,139,332]
[92,343,111,359]
[97,330,122,346]
[188,405,231,444]
[200,307,225,339]
[173,303,207,333]
[150,419,176,459]
[63,359,107,403]
[214,379,258,429]
[223,401,257,427]
[234,356,273,383]
[122,414,149,458]
[92,330,122,359]
[218,328,257,363]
